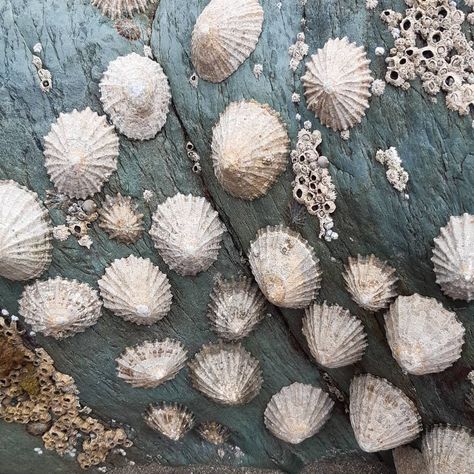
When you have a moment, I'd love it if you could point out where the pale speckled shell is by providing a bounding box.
[188,342,262,405]
[18,277,102,339]
[264,382,334,444]
[432,213,474,301]
[150,193,225,276]
[191,0,264,83]
[144,402,195,441]
[249,225,321,308]
[197,421,230,445]
[211,100,290,200]
[100,53,171,140]
[0,180,53,281]
[98,255,172,325]
[91,0,149,19]
[393,446,428,474]
[302,302,367,368]
[350,374,422,452]
[43,108,119,199]
[302,37,373,131]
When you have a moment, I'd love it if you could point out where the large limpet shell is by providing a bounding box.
[91,0,150,19]
[144,402,195,441]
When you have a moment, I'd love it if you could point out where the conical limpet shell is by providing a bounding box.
[349,374,422,452]
[100,52,171,140]
[144,402,194,441]
[264,382,334,444]
[393,446,428,474]
[302,37,373,131]
[191,0,264,83]
[150,193,225,276]
[249,225,321,308]
[197,421,230,445]
[91,0,149,19]
[302,302,367,368]
[43,108,119,199]
[211,100,290,200]
[98,255,172,325]
[0,180,53,281]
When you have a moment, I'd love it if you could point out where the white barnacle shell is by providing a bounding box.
[43,108,119,199]
[302,302,368,368]
[197,421,230,445]
[188,342,262,405]
[302,37,373,131]
[150,193,225,276]
[144,402,195,441]
[191,0,264,83]
[263,382,334,444]
[91,0,150,19]
[432,213,474,301]
[211,100,290,200]
[249,225,321,308]
[207,276,266,340]
[343,254,398,312]
[98,255,172,325]
[385,294,465,375]
[349,374,422,452]
[99,53,171,140]
[18,277,102,339]
[0,180,53,281]
[116,338,187,388]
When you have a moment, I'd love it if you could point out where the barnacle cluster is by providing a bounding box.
[65,199,99,244]
[186,141,201,174]
[288,32,309,71]
[32,53,52,92]
[375,147,409,193]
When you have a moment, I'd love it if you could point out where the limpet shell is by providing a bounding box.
[144,402,194,441]
[197,421,230,445]
[91,0,149,19]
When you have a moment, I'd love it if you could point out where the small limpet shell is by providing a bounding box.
[91,0,149,19]
[197,421,230,445]
[144,402,195,441]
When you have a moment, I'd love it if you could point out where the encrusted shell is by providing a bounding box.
[302,37,373,131]
[302,302,368,368]
[264,382,334,444]
[432,213,474,301]
[211,100,290,200]
[144,402,194,441]
[150,193,225,276]
[385,294,465,375]
[191,0,264,83]
[197,421,230,445]
[43,108,119,199]
[393,446,428,474]
[0,180,53,281]
[249,225,321,308]
[343,254,398,312]
[98,255,172,325]
[207,276,266,340]
[99,53,171,140]
[349,374,422,452]
[116,339,187,388]
[18,277,102,339]
[188,342,262,405]
[91,0,149,19]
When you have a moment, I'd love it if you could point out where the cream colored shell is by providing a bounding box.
[393,446,428,474]
[197,421,230,445]
[91,0,149,19]
[144,402,194,441]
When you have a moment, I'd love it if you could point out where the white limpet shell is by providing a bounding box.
[302,37,373,131]
[393,446,428,474]
[249,225,321,308]
[191,0,264,83]
[349,374,422,452]
[91,0,149,19]
[98,255,172,325]
[302,302,368,368]
[18,277,102,339]
[116,338,187,388]
[144,402,195,441]
[197,421,230,445]
[188,342,262,405]
[432,213,474,301]
[0,180,53,281]
[211,100,290,200]
[264,382,334,444]
[43,108,119,199]
[100,53,171,140]
[150,193,225,276]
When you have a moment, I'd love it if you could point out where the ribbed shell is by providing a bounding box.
[432,213,474,301]
[264,382,334,444]
[302,302,367,368]
[99,53,171,140]
[91,0,149,19]
[302,37,373,131]
[249,225,321,308]
[18,277,102,339]
[349,374,422,452]
[150,193,225,276]
[211,100,290,200]
[43,108,119,199]
[188,342,262,405]
[207,276,266,340]
[385,294,465,375]
[0,180,53,281]
[343,254,398,312]
[191,0,264,83]
[393,446,428,474]
[116,339,187,388]
[144,402,195,441]
[98,255,172,325]
[197,421,230,445]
